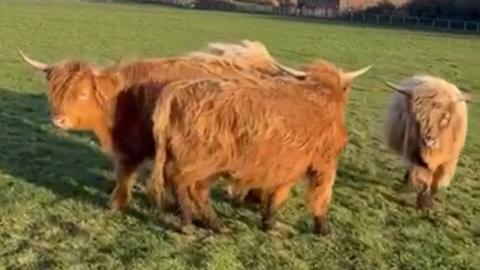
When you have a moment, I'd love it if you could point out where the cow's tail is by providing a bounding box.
[147,87,177,209]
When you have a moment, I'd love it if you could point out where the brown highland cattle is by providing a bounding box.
[149,60,371,234]
[385,75,468,209]
[18,40,303,210]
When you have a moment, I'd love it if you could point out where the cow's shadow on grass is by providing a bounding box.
[0,87,111,207]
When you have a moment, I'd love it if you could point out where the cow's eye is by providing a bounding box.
[439,113,450,128]
[79,90,89,100]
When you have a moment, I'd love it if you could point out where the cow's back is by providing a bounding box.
[158,77,347,189]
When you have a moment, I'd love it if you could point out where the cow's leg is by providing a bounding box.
[101,158,117,194]
[423,159,459,209]
[411,165,434,210]
[417,186,434,210]
[243,188,264,206]
[261,184,292,231]
[176,181,195,227]
[403,169,410,185]
[396,168,414,194]
[162,173,179,213]
[106,168,117,194]
[308,161,337,235]
[189,181,223,232]
[432,158,458,190]
[146,149,172,209]
[109,158,142,210]
[172,167,223,231]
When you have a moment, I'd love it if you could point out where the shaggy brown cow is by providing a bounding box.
[18,40,303,210]
[149,60,371,234]
[385,75,469,209]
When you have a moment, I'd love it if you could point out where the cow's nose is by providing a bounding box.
[52,115,69,129]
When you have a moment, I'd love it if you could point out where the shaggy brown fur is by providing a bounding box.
[149,60,370,234]
[19,40,303,210]
[385,75,468,209]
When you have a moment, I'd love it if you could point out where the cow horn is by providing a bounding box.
[343,65,371,81]
[17,49,50,72]
[384,81,411,96]
[458,92,471,103]
[274,62,307,78]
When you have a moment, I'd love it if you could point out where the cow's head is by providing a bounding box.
[385,80,469,149]
[301,60,371,100]
[18,50,120,131]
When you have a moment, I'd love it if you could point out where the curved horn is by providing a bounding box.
[343,65,371,81]
[274,62,307,78]
[384,81,411,96]
[17,49,50,72]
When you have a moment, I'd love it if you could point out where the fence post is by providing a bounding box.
[464,21,468,31]
[375,14,379,24]
[416,17,420,27]
[477,22,480,33]
[402,16,406,25]
[350,12,353,22]
[447,20,451,30]
[389,15,393,25]
[362,13,366,22]
[431,19,436,27]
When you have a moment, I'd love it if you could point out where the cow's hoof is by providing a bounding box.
[106,184,116,195]
[417,192,434,210]
[180,224,196,235]
[203,219,225,233]
[109,189,129,211]
[314,216,331,236]
[108,199,123,211]
[261,217,277,232]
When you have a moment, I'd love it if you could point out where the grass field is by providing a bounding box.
[1,1,480,269]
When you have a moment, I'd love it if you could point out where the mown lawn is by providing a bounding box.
[1,1,480,269]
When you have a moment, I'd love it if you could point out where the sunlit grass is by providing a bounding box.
[0,1,479,269]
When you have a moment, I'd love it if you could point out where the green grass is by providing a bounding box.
[1,1,480,269]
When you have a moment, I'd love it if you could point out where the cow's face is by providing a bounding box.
[45,62,105,131]
[412,96,458,150]
[18,51,110,131]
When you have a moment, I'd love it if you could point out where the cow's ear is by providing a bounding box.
[439,111,451,128]
[458,92,471,103]
[92,70,122,101]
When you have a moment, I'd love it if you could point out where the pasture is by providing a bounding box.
[1,1,480,269]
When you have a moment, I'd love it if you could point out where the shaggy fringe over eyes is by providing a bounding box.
[47,61,92,109]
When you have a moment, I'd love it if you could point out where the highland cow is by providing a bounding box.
[385,75,469,209]
[149,60,371,234]
[18,40,303,210]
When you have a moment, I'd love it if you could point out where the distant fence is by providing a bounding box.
[133,0,480,33]
[341,13,480,32]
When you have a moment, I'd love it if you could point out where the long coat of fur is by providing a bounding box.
[149,60,368,234]
[385,75,468,209]
[20,40,303,210]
